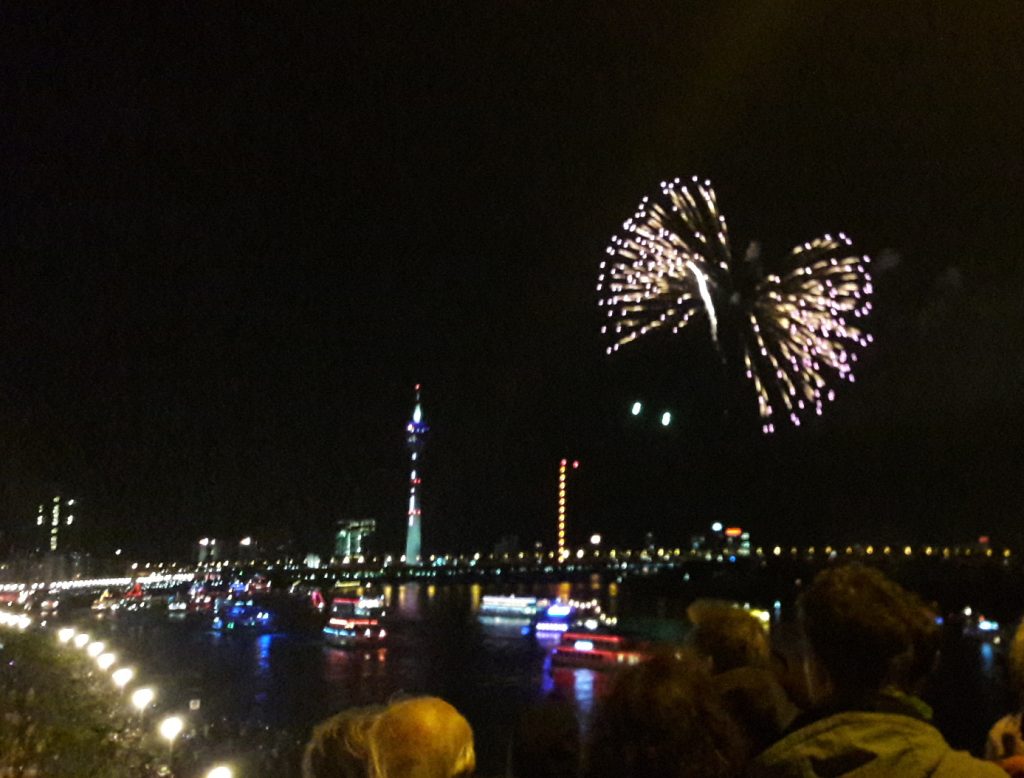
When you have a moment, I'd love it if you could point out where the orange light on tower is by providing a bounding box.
[557,459,579,562]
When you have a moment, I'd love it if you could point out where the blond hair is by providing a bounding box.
[366,697,475,778]
[303,705,383,778]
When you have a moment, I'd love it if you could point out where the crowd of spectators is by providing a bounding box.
[301,564,1024,777]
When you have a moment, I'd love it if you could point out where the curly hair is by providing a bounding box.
[799,564,938,695]
[583,652,748,778]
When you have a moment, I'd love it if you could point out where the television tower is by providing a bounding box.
[404,384,429,564]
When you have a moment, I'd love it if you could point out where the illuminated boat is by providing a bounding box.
[534,600,575,635]
[551,631,651,669]
[479,595,537,617]
[323,595,387,648]
[92,583,160,615]
[185,579,230,619]
[92,589,118,611]
[532,598,616,637]
[212,596,278,632]
[289,583,327,614]
[959,606,1001,641]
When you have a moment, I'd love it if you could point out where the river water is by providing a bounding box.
[81,578,1012,776]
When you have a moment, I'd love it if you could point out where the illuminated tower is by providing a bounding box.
[557,459,578,562]
[404,384,429,564]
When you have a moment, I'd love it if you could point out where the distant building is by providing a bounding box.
[493,534,520,555]
[334,519,376,562]
[237,536,258,563]
[691,523,752,558]
[36,496,76,552]
[196,538,223,565]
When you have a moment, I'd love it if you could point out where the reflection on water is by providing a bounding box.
[572,669,595,718]
[980,641,996,672]
[95,579,1008,773]
[256,633,273,674]
[99,580,632,772]
[396,582,421,619]
[470,583,482,612]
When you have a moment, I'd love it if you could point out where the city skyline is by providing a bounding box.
[3,4,1023,557]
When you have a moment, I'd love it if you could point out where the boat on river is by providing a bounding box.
[212,594,278,632]
[92,582,164,617]
[550,630,650,669]
[323,595,387,648]
[479,595,538,617]
[532,597,617,638]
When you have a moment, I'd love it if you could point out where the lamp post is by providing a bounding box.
[131,686,155,730]
[131,687,155,712]
[112,667,134,689]
[159,714,184,764]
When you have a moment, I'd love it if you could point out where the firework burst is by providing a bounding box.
[597,177,873,433]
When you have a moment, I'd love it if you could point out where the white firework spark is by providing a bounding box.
[597,177,873,433]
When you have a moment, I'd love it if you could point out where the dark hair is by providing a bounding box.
[686,600,771,673]
[508,699,580,778]
[799,564,938,695]
[1007,620,1024,708]
[583,652,747,778]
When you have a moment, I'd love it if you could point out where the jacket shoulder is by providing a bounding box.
[934,749,1008,777]
[750,712,1004,778]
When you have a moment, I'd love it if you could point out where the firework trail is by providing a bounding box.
[597,177,873,433]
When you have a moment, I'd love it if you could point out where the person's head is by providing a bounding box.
[303,705,382,778]
[686,599,771,673]
[798,564,938,700]
[583,652,747,778]
[367,696,475,778]
[1008,620,1024,708]
[507,699,580,778]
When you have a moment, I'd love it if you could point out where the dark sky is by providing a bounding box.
[2,3,1023,559]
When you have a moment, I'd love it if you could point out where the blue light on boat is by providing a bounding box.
[536,622,569,632]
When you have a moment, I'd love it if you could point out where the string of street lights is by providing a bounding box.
[52,623,233,778]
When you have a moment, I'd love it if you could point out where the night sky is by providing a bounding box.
[3,3,1023,559]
